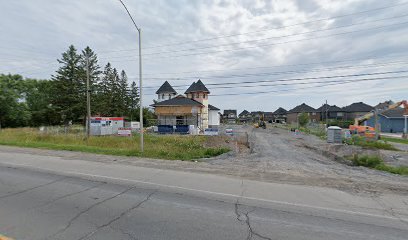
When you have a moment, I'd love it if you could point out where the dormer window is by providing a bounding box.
[162,94,164,99]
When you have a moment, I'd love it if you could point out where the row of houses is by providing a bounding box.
[236,101,407,133]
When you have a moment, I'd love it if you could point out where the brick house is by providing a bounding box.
[316,104,345,121]
[273,107,287,123]
[342,102,374,121]
[287,103,320,124]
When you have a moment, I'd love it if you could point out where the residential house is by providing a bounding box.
[316,104,345,121]
[238,110,251,123]
[264,112,274,122]
[287,103,320,124]
[152,80,220,132]
[366,107,408,133]
[156,81,177,102]
[375,100,394,111]
[250,111,263,123]
[343,102,374,121]
[223,110,237,124]
[208,104,220,129]
[273,107,287,123]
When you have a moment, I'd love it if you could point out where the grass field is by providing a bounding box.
[0,128,230,160]
[381,137,408,145]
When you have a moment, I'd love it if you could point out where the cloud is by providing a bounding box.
[1,0,407,112]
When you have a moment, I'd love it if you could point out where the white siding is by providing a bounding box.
[208,110,220,127]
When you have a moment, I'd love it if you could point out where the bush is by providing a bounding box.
[350,154,408,175]
[298,112,309,127]
[345,135,398,151]
[352,155,382,167]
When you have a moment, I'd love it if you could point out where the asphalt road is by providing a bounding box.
[0,154,407,239]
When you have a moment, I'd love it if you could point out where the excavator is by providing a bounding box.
[254,113,266,129]
[349,100,408,139]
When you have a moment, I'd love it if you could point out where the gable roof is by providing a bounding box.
[380,108,406,118]
[316,104,343,112]
[375,100,394,110]
[288,103,316,113]
[151,95,203,107]
[343,102,373,112]
[208,104,220,111]
[223,109,237,115]
[156,81,177,94]
[185,79,210,94]
[239,110,250,116]
[273,107,287,115]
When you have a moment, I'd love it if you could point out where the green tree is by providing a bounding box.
[118,70,129,116]
[80,46,101,117]
[128,81,139,120]
[51,45,83,126]
[298,112,310,127]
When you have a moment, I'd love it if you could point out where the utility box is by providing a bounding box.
[90,117,124,136]
[327,126,342,143]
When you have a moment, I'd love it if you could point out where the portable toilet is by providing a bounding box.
[327,126,342,143]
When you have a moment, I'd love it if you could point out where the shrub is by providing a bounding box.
[350,154,408,175]
[345,135,398,151]
[298,112,309,127]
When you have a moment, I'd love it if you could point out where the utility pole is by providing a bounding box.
[325,100,328,127]
[374,109,380,140]
[138,28,144,152]
[86,54,91,139]
[117,0,144,152]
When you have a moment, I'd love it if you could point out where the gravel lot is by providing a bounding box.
[0,125,407,195]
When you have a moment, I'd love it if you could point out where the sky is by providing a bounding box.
[1,0,408,114]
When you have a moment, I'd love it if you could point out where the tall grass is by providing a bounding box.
[351,154,408,175]
[345,135,398,150]
[0,128,229,160]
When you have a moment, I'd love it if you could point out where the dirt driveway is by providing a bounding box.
[208,125,408,195]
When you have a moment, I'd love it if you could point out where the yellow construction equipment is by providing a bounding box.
[349,100,408,139]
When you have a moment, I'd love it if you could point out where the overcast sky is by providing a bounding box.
[1,0,408,113]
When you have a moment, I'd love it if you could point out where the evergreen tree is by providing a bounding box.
[128,81,140,120]
[97,63,113,116]
[51,45,83,125]
[80,46,101,116]
[118,70,129,117]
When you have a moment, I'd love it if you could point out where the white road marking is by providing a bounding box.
[1,161,407,222]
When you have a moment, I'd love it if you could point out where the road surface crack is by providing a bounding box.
[47,185,137,239]
[371,195,408,226]
[234,202,272,240]
[29,182,106,211]
[77,190,156,240]
[0,176,67,200]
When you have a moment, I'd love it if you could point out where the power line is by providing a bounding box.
[140,14,408,56]
[210,75,408,96]
[138,52,408,76]
[141,21,408,59]
[139,60,408,82]
[143,74,407,96]
[142,70,408,92]
[100,1,408,52]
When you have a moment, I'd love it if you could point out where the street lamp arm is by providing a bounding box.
[117,0,140,31]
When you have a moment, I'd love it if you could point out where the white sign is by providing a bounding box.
[118,128,132,137]
[131,121,140,129]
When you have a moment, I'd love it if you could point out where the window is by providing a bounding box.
[191,93,195,98]
[312,112,316,115]
[162,94,164,99]
[168,94,171,99]
[197,93,200,98]
[337,112,344,117]
[203,94,206,98]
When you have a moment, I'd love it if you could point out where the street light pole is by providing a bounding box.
[117,0,144,152]
[138,28,143,152]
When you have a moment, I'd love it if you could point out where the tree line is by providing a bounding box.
[0,45,154,129]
